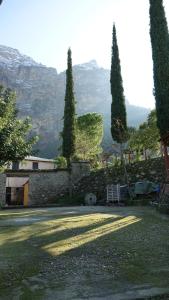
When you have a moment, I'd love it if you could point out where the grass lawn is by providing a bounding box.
[0,206,169,300]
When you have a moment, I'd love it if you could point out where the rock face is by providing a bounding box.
[0,45,150,157]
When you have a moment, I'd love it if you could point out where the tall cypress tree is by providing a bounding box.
[149,0,169,138]
[110,24,127,144]
[62,48,76,165]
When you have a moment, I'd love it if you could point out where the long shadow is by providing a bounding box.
[0,209,168,299]
[0,211,102,230]
[0,210,106,248]
[0,215,123,247]
[0,206,130,238]
[0,213,126,288]
[0,223,134,299]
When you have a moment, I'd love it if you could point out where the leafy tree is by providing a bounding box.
[62,48,76,166]
[75,113,103,160]
[149,0,169,139]
[110,24,127,145]
[0,86,37,167]
[145,110,160,152]
[54,156,67,168]
[128,110,160,161]
[0,1,2,5]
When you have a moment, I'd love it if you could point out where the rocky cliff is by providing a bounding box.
[0,45,150,157]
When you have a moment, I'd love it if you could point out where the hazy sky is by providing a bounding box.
[0,0,169,109]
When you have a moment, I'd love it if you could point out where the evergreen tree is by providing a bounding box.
[149,0,169,138]
[110,24,127,144]
[62,48,76,165]
[0,86,37,167]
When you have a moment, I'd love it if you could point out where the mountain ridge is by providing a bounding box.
[0,45,150,157]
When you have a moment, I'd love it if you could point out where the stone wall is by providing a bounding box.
[0,158,166,206]
[28,170,69,205]
[73,158,166,202]
[71,161,90,183]
[0,161,91,207]
[0,174,6,207]
[28,162,90,205]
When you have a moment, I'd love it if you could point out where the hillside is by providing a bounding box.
[0,45,150,157]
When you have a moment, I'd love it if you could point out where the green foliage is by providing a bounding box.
[110,24,127,144]
[0,86,37,167]
[128,110,160,160]
[62,48,76,165]
[54,156,67,168]
[149,0,169,139]
[75,113,103,161]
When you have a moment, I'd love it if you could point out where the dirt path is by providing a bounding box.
[0,206,169,299]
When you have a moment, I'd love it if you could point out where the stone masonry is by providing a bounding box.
[0,161,90,207]
[0,174,6,207]
[28,162,90,205]
[28,170,69,205]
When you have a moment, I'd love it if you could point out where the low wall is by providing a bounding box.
[0,161,90,207]
[28,162,90,205]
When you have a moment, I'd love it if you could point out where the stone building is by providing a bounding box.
[9,156,55,171]
[0,161,90,207]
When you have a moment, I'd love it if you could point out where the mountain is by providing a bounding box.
[0,45,41,68]
[0,45,150,157]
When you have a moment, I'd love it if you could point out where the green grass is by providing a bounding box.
[0,206,169,299]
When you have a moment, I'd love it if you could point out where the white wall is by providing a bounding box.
[8,160,55,170]
[20,160,55,170]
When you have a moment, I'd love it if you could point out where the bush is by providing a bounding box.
[54,156,67,168]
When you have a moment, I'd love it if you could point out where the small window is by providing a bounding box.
[12,162,19,170]
[32,162,38,170]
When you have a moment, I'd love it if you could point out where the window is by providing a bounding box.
[32,162,38,170]
[12,162,19,170]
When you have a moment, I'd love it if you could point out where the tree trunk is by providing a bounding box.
[120,145,133,201]
[67,158,73,199]
[144,149,147,160]
[160,141,164,158]
[120,143,123,165]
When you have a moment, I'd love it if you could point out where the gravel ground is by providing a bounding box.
[0,206,169,300]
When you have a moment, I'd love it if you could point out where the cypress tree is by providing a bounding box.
[149,0,169,138]
[110,24,127,144]
[62,48,76,166]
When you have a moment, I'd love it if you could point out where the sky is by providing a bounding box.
[0,0,169,109]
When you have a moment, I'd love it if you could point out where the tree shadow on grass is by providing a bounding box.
[0,208,169,299]
[0,213,139,289]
